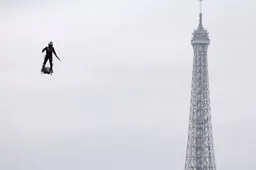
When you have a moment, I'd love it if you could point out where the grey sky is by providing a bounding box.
[1,0,256,170]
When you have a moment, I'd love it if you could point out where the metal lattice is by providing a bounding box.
[184,12,216,170]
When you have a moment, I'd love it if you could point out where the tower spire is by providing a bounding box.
[191,0,209,44]
[199,0,203,26]
[200,0,203,14]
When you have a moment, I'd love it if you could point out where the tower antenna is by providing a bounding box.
[200,0,203,14]
[199,0,204,26]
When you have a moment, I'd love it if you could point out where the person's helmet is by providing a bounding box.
[48,41,53,46]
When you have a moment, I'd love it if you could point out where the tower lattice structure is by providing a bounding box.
[184,1,216,170]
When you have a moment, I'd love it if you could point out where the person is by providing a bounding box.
[41,41,61,73]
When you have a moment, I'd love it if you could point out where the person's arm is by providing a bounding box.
[53,48,61,62]
[42,47,47,53]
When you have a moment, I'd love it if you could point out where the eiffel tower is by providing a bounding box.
[184,1,216,170]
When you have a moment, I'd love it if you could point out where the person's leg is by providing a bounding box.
[49,56,53,73]
[42,56,49,71]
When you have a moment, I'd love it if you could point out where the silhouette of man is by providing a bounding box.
[41,41,61,73]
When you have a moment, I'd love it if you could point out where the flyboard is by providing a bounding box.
[41,67,53,75]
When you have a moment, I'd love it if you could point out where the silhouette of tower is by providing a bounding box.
[184,1,216,170]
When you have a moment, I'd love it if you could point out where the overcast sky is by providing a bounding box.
[1,0,256,170]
